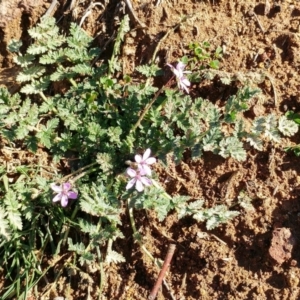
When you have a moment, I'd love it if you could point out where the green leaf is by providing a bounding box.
[67,23,93,49]
[264,114,280,142]
[246,133,263,151]
[36,118,59,148]
[0,207,11,240]
[219,136,246,161]
[105,250,125,264]
[13,54,36,68]
[17,65,46,82]
[209,60,220,69]
[27,44,48,55]
[8,39,23,53]
[80,183,121,224]
[4,190,23,230]
[20,77,50,94]
[278,115,298,137]
[136,64,162,77]
[71,63,93,75]
[287,111,300,124]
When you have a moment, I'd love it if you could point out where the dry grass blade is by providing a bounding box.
[124,0,147,28]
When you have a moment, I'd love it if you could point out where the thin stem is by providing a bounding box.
[61,203,80,247]
[59,161,98,183]
[148,244,176,300]
[130,76,173,135]
[127,198,156,263]
[39,91,58,113]
[96,246,105,299]
[42,219,55,254]
[69,78,77,88]
[71,166,100,183]
[39,91,48,102]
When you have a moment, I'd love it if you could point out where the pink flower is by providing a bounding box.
[134,148,156,176]
[167,61,191,93]
[50,182,78,207]
[126,168,152,192]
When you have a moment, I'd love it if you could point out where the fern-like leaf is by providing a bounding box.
[17,65,46,82]
[105,250,125,264]
[219,136,246,161]
[20,77,50,94]
[278,115,298,137]
[246,133,263,151]
[0,207,11,240]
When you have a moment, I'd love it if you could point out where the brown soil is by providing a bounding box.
[1,0,300,299]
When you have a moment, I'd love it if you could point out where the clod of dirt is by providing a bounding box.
[269,227,295,265]
[0,0,47,67]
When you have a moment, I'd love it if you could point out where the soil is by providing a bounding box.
[1,0,300,299]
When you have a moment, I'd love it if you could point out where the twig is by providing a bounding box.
[264,73,277,106]
[59,161,98,183]
[79,2,105,27]
[148,244,176,300]
[130,72,176,134]
[129,82,165,134]
[161,279,176,300]
[149,13,195,65]
[44,0,59,17]
[128,197,176,299]
[211,234,227,245]
[252,11,265,33]
[124,0,147,28]
[128,198,156,262]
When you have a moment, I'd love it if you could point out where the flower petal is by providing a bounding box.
[137,166,147,176]
[142,164,152,176]
[52,193,62,202]
[62,182,72,191]
[61,195,69,207]
[67,191,78,199]
[140,176,152,186]
[126,178,136,190]
[126,168,137,178]
[50,183,62,193]
[145,157,156,165]
[173,68,180,77]
[176,61,186,71]
[142,148,151,160]
[135,180,144,192]
[181,78,191,87]
[135,154,142,163]
[181,83,189,94]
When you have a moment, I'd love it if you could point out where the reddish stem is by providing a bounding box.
[148,244,176,300]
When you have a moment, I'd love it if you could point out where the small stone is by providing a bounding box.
[269,227,295,264]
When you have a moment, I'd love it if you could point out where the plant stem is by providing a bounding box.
[59,161,98,183]
[39,91,58,113]
[130,77,173,134]
[61,203,80,247]
[148,244,176,300]
[39,91,48,102]
[127,198,156,263]
[96,246,105,300]
[69,78,77,88]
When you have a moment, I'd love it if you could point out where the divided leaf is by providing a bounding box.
[278,115,298,137]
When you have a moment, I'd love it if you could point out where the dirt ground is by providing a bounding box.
[1,0,300,299]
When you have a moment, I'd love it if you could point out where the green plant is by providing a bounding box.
[187,41,223,69]
[1,15,298,299]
